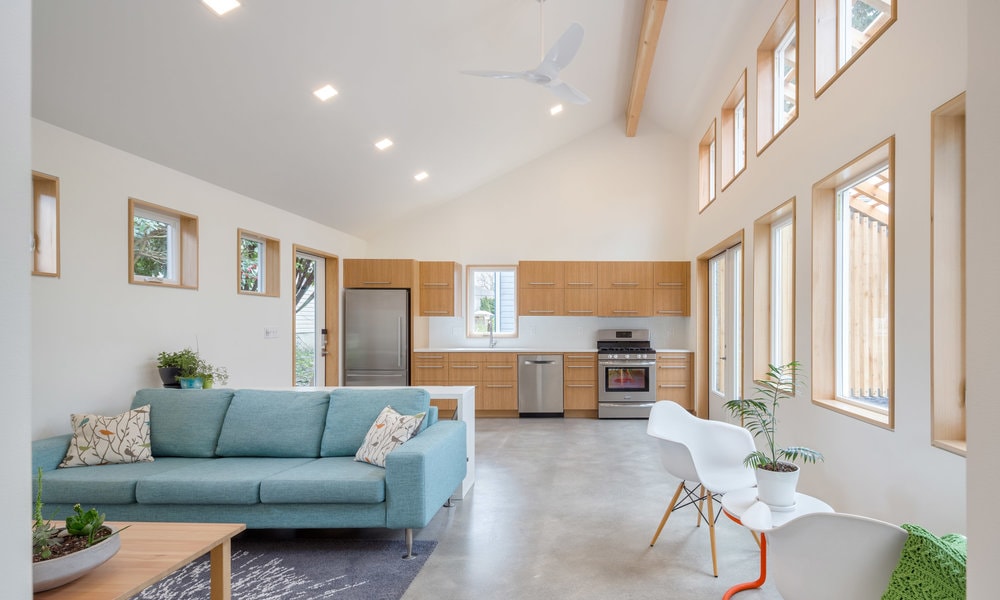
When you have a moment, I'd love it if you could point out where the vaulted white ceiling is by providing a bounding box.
[32,0,771,238]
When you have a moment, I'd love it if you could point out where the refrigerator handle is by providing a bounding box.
[398,317,403,368]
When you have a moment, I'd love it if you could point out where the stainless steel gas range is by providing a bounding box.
[597,328,656,419]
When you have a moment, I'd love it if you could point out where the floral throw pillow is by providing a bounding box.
[59,405,153,468]
[354,406,426,468]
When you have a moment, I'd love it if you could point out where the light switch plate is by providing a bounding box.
[264,327,279,339]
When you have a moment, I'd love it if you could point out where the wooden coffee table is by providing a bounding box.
[34,521,245,600]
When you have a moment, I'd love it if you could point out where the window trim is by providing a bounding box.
[720,70,748,192]
[757,0,799,155]
[465,264,518,339]
[698,121,718,212]
[815,0,897,98]
[31,171,60,277]
[811,136,894,429]
[752,198,796,380]
[128,198,199,289]
[237,228,281,297]
[930,92,967,456]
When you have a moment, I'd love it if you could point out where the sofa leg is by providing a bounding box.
[402,528,416,560]
[444,498,454,507]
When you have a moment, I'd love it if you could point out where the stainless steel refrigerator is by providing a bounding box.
[343,289,410,386]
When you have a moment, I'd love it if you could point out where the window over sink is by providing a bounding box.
[466,265,517,338]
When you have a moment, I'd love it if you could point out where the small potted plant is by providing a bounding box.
[196,360,229,389]
[724,361,823,510]
[156,349,199,388]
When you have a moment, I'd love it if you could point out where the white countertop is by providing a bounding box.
[414,347,693,353]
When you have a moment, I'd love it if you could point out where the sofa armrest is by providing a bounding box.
[33,434,72,473]
[384,420,467,529]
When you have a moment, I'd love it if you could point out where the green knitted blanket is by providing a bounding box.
[881,523,966,600]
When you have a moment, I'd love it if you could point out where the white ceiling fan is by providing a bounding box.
[461,2,590,105]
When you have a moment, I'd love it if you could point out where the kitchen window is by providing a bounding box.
[467,265,517,338]
[129,198,198,289]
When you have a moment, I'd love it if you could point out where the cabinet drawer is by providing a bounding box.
[480,385,517,411]
[564,384,597,410]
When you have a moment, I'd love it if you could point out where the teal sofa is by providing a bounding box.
[31,387,467,557]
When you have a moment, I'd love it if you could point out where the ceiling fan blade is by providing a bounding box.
[542,22,584,72]
[460,69,526,80]
[547,80,590,105]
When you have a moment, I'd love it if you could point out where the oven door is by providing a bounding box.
[598,360,656,418]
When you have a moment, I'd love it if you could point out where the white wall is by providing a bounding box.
[685,2,967,535]
[31,121,367,439]
[965,0,1000,596]
[1,0,33,595]
[367,122,694,350]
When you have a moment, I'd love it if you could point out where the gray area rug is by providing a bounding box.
[131,537,436,600]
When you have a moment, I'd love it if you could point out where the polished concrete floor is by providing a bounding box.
[403,417,782,600]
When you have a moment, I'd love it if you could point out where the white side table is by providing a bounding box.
[720,487,833,599]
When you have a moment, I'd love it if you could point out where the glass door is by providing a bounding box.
[294,251,326,386]
[708,243,743,421]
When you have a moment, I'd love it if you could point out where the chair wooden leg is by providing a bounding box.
[650,481,686,547]
[696,485,706,527]
[706,492,719,577]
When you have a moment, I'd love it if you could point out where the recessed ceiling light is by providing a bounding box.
[550,104,564,116]
[374,138,394,151]
[414,171,429,182]
[313,84,338,101]
[202,0,241,16]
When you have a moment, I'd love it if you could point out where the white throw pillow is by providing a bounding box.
[59,405,153,468]
[354,406,425,468]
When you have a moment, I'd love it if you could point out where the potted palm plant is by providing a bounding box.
[724,361,823,510]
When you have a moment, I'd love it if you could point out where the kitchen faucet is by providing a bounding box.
[488,317,497,349]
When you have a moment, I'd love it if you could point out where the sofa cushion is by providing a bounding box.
[58,405,153,468]
[259,457,386,504]
[131,388,234,457]
[135,457,314,504]
[41,458,210,504]
[321,388,431,457]
[355,406,425,467]
[215,390,330,457]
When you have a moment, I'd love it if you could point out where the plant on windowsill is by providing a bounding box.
[723,361,824,510]
[33,468,126,592]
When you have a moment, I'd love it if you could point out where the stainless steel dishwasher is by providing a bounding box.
[518,354,564,417]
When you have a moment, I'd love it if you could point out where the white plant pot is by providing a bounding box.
[755,464,800,511]
[33,527,121,592]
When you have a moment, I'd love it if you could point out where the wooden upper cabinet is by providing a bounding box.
[652,261,691,316]
[598,288,653,317]
[520,289,564,316]
[563,261,598,288]
[343,259,416,289]
[598,262,654,288]
[519,261,565,288]
[418,261,461,317]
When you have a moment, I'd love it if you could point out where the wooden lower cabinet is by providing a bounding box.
[656,352,693,411]
[411,353,452,418]
[481,353,518,413]
[563,353,597,417]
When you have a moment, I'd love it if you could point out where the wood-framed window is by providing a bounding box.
[815,0,897,97]
[238,228,280,297]
[720,70,748,192]
[757,0,799,155]
[128,198,198,289]
[31,171,60,277]
[699,121,718,212]
[812,137,894,428]
[466,265,518,338]
[753,198,796,380]
[930,92,966,456]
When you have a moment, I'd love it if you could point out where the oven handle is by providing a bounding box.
[598,361,656,367]
[598,402,656,408]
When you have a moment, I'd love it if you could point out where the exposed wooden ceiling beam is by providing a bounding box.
[625,0,668,137]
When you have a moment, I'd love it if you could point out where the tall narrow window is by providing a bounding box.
[294,250,325,386]
[467,266,518,338]
[707,241,743,421]
[816,0,896,96]
[757,0,799,154]
[237,229,280,297]
[699,121,718,211]
[753,200,796,380]
[128,198,198,289]
[812,137,893,428]
[32,171,60,277]
[720,71,748,191]
[931,93,966,455]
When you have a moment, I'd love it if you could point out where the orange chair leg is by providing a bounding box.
[649,481,686,547]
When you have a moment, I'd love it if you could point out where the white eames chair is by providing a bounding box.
[646,401,756,577]
[765,511,906,600]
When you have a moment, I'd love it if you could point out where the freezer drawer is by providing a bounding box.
[344,370,408,387]
[517,354,564,416]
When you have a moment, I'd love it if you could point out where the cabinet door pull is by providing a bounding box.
[611,282,640,287]
[528,281,556,286]
[486,384,514,389]
[423,310,449,315]
[361,281,392,285]
[529,310,555,314]
[486,365,513,369]
[567,310,594,314]
[566,282,594,286]
[567,365,593,369]
[423,282,449,287]
[451,365,479,369]
[417,365,444,369]
[657,282,684,287]
[567,384,595,388]
[612,310,639,314]
[659,384,688,389]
